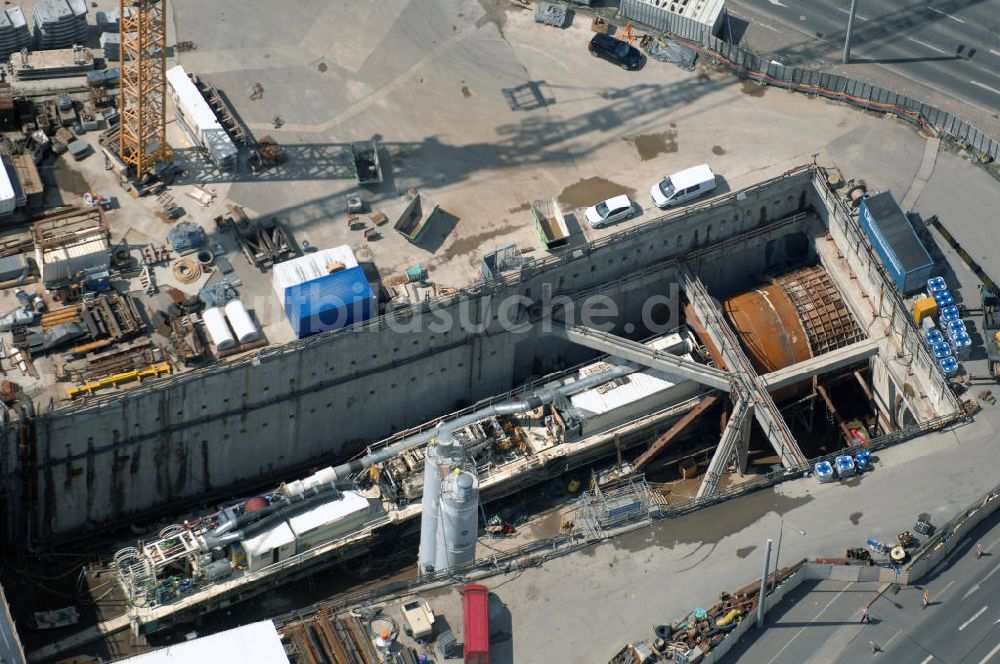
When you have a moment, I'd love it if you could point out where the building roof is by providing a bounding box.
[113,621,288,664]
[271,245,359,305]
[241,521,295,558]
[166,65,227,138]
[287,491,370,537]
[570,332,692,416]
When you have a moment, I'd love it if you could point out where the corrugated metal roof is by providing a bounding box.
[112,621,288,664]
[272,245,359,305]
[570,332,692,415]
[41,237,109,263]
[287,491,369,537]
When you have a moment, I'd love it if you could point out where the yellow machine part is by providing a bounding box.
[716,609,742,627]
[66,362,172,399]
[912,296,938,325]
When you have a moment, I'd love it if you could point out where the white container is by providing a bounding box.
[224,299,261,344]
[203,306,236,351]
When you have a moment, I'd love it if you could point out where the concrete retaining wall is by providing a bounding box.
[0,169,817,544]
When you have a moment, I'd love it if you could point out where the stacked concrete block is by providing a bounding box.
[0,8,31,60]
[33,0,88,50]
[99,32,119,61]
[95,9,130,34]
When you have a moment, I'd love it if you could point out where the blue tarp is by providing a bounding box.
[283,266,376,339]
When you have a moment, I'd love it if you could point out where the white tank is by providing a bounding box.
[224,299,261,344]
[417,441,448,575]
[434,468,479,572]
[202,307,236,351]
[284,466,338,499]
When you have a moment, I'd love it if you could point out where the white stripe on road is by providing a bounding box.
[920,656,934,664]
[927,6,965,22]
[991,49,1000,57]
[970,81,1000,96]
[964,583,982,599]
[834,6,868,20]
[906,36,949,55]
[765,583,854,664]
[977,641,1000,664]
[755,22,782,33]
[941,580,956,595]
[984,563,1000,583]
[959,605,989,631]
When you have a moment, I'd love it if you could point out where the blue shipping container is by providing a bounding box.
[859,192,934,294]
[283,266,376,339]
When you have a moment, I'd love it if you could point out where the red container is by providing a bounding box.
[462,584,491,664]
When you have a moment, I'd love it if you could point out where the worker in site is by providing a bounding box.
[860,605,871,623]
[977,542,985,559]
[921,590,930,609]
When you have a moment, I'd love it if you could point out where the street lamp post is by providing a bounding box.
[843,0,859,63]
[772,518,808,592]
[757,538,773,627]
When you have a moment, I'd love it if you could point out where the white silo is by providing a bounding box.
[417,440,450,574]
[202,307,236,352]
[434,468,479,572]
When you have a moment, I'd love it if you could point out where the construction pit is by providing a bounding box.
[0,0,996,661]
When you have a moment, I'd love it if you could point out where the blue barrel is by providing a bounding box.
[926,276,947,293]
[933,290,954,307]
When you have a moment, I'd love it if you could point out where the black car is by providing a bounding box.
[588,33,643,70]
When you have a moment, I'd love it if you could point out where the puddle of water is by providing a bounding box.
[741,80,766,97]
[557,177,636,209]
[462,85,472,98]
[52,162,89,196]
[849,511,862,525]
[317,62,327,73]
[447,220,516,255]
[736,545,757,559]
[712,145,726,155]
[626,131,678,161]
[507,202,531,214]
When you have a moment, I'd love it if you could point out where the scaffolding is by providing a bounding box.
[119,0,169,179]
[579,473,654,538]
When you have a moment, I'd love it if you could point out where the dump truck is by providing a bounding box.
[530,198,570,250]
[350,139,382,185]
[982,284,1000,381]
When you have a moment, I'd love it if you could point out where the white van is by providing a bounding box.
[650,164,717,208]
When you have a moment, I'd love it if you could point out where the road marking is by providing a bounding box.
[927,6,965,22]
[991,49,1000,57]
[834,6,869,20]
[921,656,934,664]
[941,580,956,595]
[755,22,782,33]
[964,583,981,599]
[959,605,989,631]
[765,582,853,664]
[984,564,1000,583]
[977,641,1000,664]
[970,80,1000,96]
[905,36,949,55]
[767,0,789,6]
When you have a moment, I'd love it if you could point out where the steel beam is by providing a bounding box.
[681,267,807,468]
[633,394,719,471]
[697,396,751,498]
[548,324,733,392]
[761,338,880,391]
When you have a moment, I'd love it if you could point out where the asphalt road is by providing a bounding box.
[725,0,1000,113]
[726,509,1000,663]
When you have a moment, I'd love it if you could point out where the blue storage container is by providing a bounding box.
[931,341,951,359]
[924,328,943,346]
[834,455,856,477]
[859,192,934,293]
[938,356,958,376]
[814,460,836,483]
[933,290,954,307]
[283,266,376,339]
[939,304,960,323]
[926,276,947,293]
[946,319,967,339]
[952,332,972,359]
